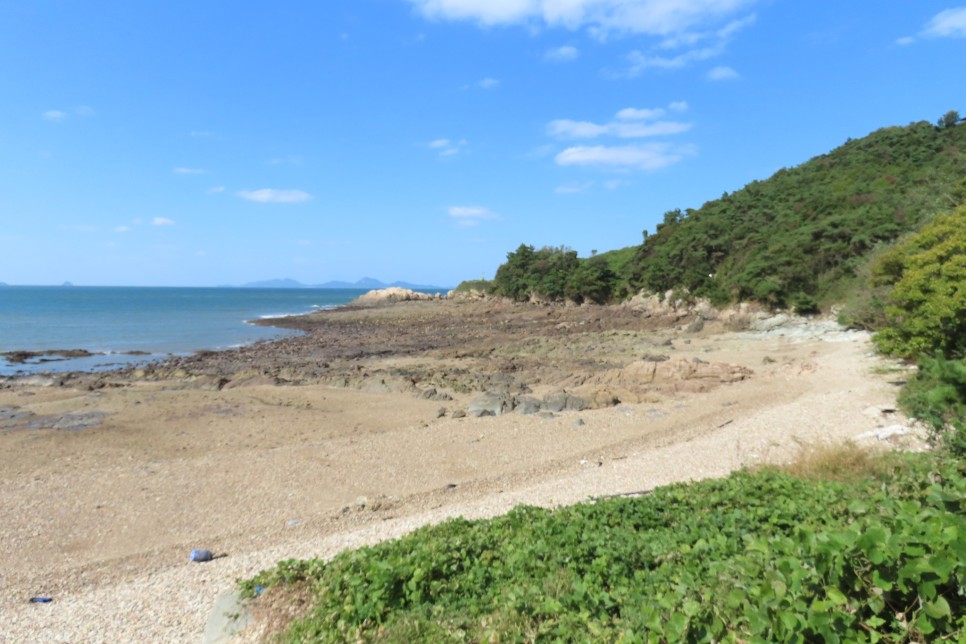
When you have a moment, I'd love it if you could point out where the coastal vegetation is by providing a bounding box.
[245,450,965,641]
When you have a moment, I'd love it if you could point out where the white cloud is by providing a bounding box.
[152,217,176,226]
[428,138,467,158]
[207,186,226,194]
[114,225,132,233]
[615,107,665,120]
[173,167,205,175]
[407,0,757,37]
[622,13,755,76]
[555,143,693,171]
[238,189,313,203]
[548,104,691,140]
[895,36,915,46]
[478,77,500,89]
[545,45,579,61]
[923,7,966,38]
[668,101,689,112]
[447,205,500,227]
[707,65,739,80]
[42,106,94,121]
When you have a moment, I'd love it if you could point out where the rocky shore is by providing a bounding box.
[0,295,923,642]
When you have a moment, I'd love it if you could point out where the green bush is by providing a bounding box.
[873,206,966,359]
[492,245,617,303]
[899,353,966,456]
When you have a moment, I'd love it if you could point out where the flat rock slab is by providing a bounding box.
[204,591,252,644]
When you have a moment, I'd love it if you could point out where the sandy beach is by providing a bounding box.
[0,299,923,642]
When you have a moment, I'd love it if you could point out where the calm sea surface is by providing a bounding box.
[0,286,369,375]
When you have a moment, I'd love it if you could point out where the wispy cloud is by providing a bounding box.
[42,106,95,122]
[207,186,226,194]
[555,143,695,171]
[707,65,740,80]
[547,102,694,171]
[114,225,132,233]
[152,217,176,226]
[922,7,966,38]
[622,14,755,76]
[447,205,500,227]
[897,7,966,45]
[428,138,467,158]
[238,188,313,203]
[478,77,500,89]
[547,103,691,140]
[173,167,205,175]
[545,45,579,62]
[406,0,758,37]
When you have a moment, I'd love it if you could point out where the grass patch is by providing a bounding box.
[768,441,909,485]
[242,451,965,642]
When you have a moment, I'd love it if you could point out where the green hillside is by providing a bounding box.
[483,115,966,311]
[628,118,966,309]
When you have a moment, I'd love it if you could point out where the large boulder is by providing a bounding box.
[353,287,435,305]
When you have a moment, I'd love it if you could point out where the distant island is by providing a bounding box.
[239,277,452,292]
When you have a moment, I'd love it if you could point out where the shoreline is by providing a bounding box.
[0,299,924,641]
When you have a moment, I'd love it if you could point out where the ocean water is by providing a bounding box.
[0,286,370,376]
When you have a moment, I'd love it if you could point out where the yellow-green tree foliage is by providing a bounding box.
[873,205,966,358]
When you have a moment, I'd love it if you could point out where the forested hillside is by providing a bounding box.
[482,114,966,311]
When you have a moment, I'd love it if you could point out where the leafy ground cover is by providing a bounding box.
[243,452,965,642]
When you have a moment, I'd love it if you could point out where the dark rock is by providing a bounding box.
[542,391,588,413]
[512,396,542,415]
[641,354,670,362]
[468,392,513,417]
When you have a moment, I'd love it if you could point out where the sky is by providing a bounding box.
[1,1,964,287]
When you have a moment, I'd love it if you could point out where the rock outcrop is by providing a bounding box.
[353,287,437,305]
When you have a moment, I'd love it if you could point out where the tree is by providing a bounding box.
[938,110,961,128]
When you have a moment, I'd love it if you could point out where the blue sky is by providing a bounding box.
[1,1,964,287]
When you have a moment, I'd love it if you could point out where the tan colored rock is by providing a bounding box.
[354,287,435,305]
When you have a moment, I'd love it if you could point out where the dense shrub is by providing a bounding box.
[491,245,617,303]
[873,206,966,359]
[899,353,966,456]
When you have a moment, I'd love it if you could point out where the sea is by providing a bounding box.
[0,286,373,376]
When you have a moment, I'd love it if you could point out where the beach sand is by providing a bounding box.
[0,300,923,642]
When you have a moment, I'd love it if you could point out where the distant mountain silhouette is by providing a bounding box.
[241,277,450,291]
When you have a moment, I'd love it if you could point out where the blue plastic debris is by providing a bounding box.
[190,549,213,562]
[29,597,53,603]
